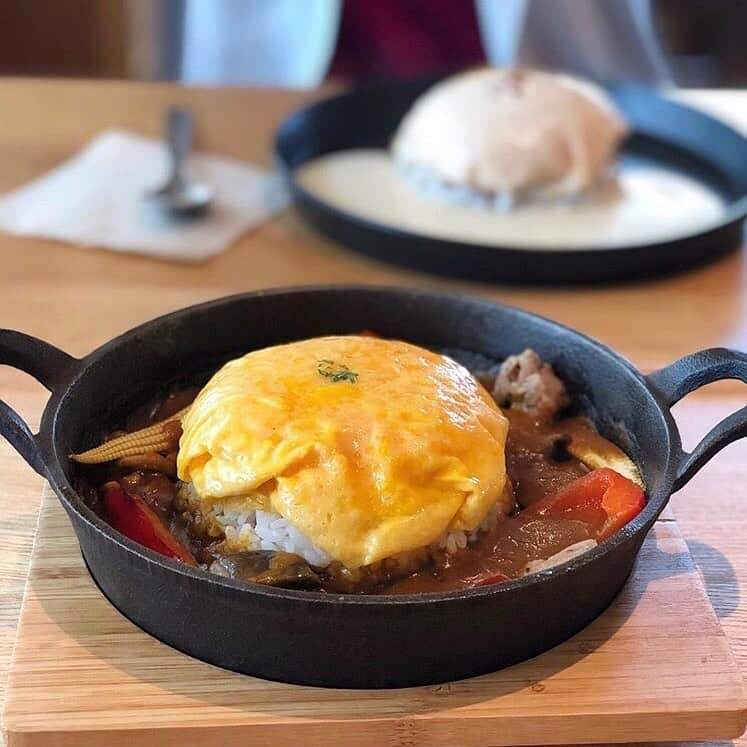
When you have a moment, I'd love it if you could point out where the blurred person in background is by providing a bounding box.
[170,0,671,87]
[477,0,671,83]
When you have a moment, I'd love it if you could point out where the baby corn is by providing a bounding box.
[71,407,189,464]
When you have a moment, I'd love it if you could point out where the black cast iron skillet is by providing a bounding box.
[1,286,746,688]
[275,75,747,284]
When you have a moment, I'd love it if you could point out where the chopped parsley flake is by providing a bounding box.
[317,359,359,383]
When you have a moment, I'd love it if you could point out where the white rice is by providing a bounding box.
[213,505,333,567]
[436,500,502,556]
[210,493,506,569]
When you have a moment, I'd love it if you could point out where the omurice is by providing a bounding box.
[72,337,644,593]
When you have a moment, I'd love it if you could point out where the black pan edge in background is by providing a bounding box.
[275,75,747,285]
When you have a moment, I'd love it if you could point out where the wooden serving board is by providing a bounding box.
[3,488,746,747]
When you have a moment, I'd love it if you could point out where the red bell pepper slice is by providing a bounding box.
[527,468,645,541]
[103,483,197,566]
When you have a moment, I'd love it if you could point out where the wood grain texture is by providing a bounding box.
[0,375,44,747]
[0,80,745,746]
[3,489,745,747]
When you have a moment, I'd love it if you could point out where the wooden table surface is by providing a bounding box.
[0,79,745,747]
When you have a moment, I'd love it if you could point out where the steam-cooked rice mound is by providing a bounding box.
[392,67,628,206]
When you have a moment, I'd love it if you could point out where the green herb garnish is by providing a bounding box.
[317,359,359,383]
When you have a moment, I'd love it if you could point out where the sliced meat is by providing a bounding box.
[493,349,569,420]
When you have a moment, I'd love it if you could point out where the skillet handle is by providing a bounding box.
[647,347,747,492]
[0,330,78,476]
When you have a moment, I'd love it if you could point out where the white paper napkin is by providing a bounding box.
[0,129,289,261]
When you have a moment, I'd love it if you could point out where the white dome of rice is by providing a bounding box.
[392,67,628,203]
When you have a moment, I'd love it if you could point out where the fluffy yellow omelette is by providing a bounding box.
[177,336,510,569]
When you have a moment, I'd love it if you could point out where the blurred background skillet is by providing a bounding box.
[275,76,747,285]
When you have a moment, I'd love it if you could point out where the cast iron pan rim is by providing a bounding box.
[43,284,674,606]
[275,77,747,254]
